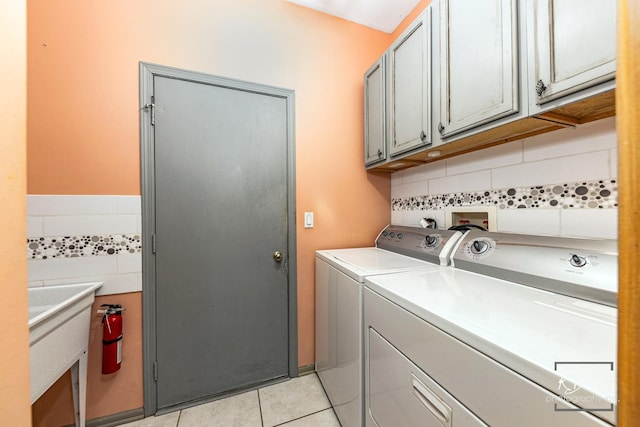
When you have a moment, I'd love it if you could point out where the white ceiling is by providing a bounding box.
[285,0,423,33]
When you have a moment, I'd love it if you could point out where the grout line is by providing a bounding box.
[257,388,265,427]
[175,409,183,427]
[270,408,332,427]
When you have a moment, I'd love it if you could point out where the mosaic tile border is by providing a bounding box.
[392,179,617,211]
[27,234,142,260]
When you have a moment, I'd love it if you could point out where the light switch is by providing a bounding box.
[304,212,314,228]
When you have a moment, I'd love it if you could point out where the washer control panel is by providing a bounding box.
[452,231,618,306]
[376,225,465,266]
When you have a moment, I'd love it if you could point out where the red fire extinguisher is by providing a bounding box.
[101,304,125,374]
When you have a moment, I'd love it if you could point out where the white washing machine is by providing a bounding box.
[364,231,617,427]
[315,225,464,427]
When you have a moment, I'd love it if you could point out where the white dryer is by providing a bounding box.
[315,225,464,427]
[364,231,617,427]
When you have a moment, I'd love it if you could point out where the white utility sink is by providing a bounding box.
[29,282,102,427]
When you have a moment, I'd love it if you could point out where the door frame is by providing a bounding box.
[139,62,298,416]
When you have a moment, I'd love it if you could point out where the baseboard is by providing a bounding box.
[298,363,316,376]
[75,367,315,425]
[74,408,144,427]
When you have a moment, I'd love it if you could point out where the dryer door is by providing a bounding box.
[367,327,487,427]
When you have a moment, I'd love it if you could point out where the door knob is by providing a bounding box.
[273,251,283,262]
[536,79,547,96]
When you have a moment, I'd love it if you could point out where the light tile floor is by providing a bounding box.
[117,374,340,427]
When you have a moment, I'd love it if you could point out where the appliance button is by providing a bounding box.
[569,254,587,267]
[397,233,404,240]
[389,232,396,238]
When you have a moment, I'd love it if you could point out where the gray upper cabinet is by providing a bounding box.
[364,0,616,173]
[388,9,432,157]
[529,0,616,107]
[364,56,387,166]
[439,0,519,138]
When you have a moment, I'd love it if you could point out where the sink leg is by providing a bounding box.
[71,350,88,427]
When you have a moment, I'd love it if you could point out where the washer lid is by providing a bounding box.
[316,247,443,283]
[364,268,617,424]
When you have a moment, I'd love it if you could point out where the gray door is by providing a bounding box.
[149,72,292,410]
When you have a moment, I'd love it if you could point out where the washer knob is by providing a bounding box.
[570,254,587,267]
[424,235,439,247]
[470,239,490,255]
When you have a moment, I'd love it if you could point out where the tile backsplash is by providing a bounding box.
[391,117,618,239]
[27,195,142,295]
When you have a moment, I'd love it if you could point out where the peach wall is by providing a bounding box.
[0,0,30,425]
[28,0,392,421]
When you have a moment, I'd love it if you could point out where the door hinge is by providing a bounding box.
[144,96,155,125]
[152,234,157,254]
[153,361,158,382]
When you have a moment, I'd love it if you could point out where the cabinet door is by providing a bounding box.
[439,0,519,137]
[388,9,432,157]
[364,56,386,166]
[532,0,616,104]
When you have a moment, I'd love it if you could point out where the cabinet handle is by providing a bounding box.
[536,79,547,96]
[437,122,445,134]
[420,131,427,142]
[377,149,383,158]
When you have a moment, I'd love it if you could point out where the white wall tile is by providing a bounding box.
[43,215,138,236]
[492,151,610,189]
[446,140,522,176]
[496,209,561,236]
[27,216,43,237]
[95,273,141,295]
[390,185,401,200]
[610,148,618,179]
[393,181,428,198]
[391,122,617,241]
[28,195,117,216]
[26,195,144,296]
[42,273,141,295]
[392,210,447,229]
[429,171,491,195]
[401,209,427,228]
[116,196,142,214]
[523,117,617,162]
[561,209,618,239]
[391,209,403,225]
[399,161,446,183]
[118,253,142,274]
[29,256,118,282]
